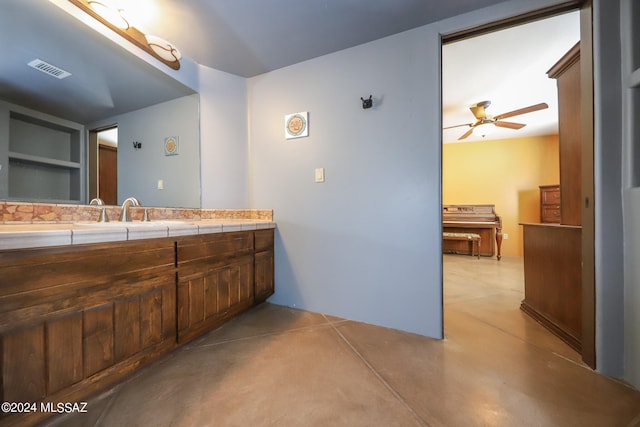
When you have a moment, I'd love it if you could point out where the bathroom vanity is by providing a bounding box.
[0,218,274,426]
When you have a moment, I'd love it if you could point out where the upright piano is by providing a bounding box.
[442,204,503,260]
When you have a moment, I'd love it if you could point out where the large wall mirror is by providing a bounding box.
[0,0,201,208]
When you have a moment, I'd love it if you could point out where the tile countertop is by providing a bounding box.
[0,220,276,251]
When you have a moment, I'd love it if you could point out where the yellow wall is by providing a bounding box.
[443,134,559,257]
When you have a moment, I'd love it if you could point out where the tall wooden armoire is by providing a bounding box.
[520,42,583,353]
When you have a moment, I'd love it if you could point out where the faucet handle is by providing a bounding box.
[142,208,150,222]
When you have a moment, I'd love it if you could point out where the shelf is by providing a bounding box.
[631,68,640,88]
[8,152,81,169]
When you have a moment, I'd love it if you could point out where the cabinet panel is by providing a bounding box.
[190,276,206,327]
[47,313,83,394]
[114,297,141,362]
[83,304,115,377]
[140,290,163,348]
[161,286,176,341]
[1,325,46,402]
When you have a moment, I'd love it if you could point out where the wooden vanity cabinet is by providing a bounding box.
[520,43,583,354]
[0,229,275,426]
[0,238,177,427]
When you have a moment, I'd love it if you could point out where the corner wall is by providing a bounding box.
[198,65,249,209]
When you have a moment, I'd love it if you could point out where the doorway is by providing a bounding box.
[89,126,118,205]
[440,3,595,368]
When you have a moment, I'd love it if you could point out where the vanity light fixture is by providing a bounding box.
[87,0,129,29]
[68,0,181,70]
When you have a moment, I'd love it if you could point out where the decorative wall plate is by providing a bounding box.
[164,136,179,155]
[285,112,308,139]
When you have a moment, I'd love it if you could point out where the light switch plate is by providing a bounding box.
[315,168,325,183]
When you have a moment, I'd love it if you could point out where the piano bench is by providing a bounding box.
[443,232,481,259]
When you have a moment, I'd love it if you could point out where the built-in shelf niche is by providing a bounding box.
[6,110,84,203]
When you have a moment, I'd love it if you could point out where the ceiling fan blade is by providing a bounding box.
[458,127,474,140]
[494,121,526,130]
[443,123,473,130]
[494,102,548,120]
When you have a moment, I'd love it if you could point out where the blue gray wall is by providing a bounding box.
[247,26,443,337]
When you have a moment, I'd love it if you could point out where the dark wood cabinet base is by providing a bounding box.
[0,229,274,427]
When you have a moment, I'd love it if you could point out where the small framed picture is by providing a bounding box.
[164,136,179,155]
[285,112,308,139]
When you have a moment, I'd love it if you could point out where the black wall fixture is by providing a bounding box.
[361,95,373,109]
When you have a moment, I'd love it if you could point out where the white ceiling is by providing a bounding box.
[442,11,580,144]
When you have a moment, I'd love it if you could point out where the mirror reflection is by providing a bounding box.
[0,0,200,208]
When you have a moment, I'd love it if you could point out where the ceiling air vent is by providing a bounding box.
[27,59,71,79]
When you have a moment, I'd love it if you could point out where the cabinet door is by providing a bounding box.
[254,229,275,302]
[177,254,254,343]
[255,250,274,302]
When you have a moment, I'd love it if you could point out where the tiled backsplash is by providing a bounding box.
[0,201,273,223]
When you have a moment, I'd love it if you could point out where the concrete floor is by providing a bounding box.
[46,255,640,426]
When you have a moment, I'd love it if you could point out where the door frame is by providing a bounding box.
[88,125,118,203]
[440,0,595,368]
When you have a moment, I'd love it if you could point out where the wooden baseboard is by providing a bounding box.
[520,299,582,353]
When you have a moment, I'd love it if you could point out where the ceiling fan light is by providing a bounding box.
[478,123,494,138]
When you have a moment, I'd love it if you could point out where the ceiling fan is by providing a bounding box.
[443,100,549,140]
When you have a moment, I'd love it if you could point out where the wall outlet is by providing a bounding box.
[503,233,509,240]
[157,179,164,190]
[315,167,325,183]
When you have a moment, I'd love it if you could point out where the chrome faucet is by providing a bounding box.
[89,198,108,222]
[120,197,141,222]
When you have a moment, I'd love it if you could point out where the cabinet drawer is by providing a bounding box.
[542,206,561,223]
[255,229,274,252]
[177,232,253,264]
[541,188,561,204]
